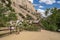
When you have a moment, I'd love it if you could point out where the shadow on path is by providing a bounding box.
[0,31,15,38]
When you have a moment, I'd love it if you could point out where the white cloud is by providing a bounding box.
[39,5,44,8]
[37,9,46,17]
[33,4,38,6]
[28,0,33,3]
[39,0,56,4]
[37,9,45,13]
[57,1,60,4]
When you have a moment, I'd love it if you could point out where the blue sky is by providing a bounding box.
[28,0,60,17]
[29,0,60,12]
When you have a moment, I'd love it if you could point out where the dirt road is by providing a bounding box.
[0,30,60,40]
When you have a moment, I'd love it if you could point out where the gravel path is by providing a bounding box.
[0,30,60,40]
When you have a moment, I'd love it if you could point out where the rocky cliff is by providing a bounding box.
[0,0,38,21]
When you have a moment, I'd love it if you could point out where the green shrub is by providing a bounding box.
[19,21,40,31]
[41,20,58,31]
[48,24,58,31]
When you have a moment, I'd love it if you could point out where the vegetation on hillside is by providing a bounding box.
[41,8,60,31]
[0,0,40,31]
[18,21,41,31]
[0,1,17,27]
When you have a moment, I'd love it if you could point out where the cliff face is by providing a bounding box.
[11,0,37,20]
[0,0,38,20]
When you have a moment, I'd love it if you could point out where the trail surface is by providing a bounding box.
[0,30,60,40]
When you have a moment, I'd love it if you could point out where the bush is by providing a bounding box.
[24,25,39,31]
[41,19,58,31]
[48,24,58,31]
[19,21,40,31]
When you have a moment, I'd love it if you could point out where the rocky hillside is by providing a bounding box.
[0,0,41,27]
[11,0,38,20]
[0,0,38,21]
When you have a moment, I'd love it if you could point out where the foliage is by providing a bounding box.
[41,19,58,31]
[0,3,17,27]
[8,12,17,21]
[19,13,25,18]
[18,21,40,31]
[41,8,60,31]
[26,14,33,20]
[0,0,11,7]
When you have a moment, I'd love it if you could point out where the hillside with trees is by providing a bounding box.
[0,0,17,27]
[41,8,60,31]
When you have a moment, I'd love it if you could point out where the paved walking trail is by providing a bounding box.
[0,30,60,40]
